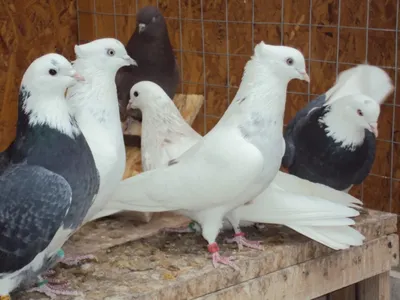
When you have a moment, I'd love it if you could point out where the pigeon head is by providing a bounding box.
[128,81,169,113]
[253,41,309,83]
[136,6,166,37]
[22,53,84,94]
[343,96,381,137]
[74,38,137,73]
[20,53,83,136]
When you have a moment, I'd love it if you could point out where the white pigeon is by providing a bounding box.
[121,80,364,251]
[0,54,100,298]
[65,39,136,262]
[100,42,310,270]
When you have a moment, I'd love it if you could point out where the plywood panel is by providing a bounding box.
[0,0,78,150]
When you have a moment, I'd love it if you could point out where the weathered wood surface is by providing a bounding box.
[120,93,204,223]
[16,210,398,300]
[0,0,78,151]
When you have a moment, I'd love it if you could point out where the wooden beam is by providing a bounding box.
[356,272,390,300]
[194,234,398,300]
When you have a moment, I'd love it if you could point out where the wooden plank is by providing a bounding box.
[16,210,398,300]
[329,285,356,300]
[356,272,390,300]
[194,234,398,300]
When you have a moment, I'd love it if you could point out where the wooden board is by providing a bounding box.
[15,210,398,300]
[0,0,78,151]
[119,93,204,223]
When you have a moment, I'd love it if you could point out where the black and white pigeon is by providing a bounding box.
[115,5,180,147]
[0,53,99,299]
[282,64,394,192]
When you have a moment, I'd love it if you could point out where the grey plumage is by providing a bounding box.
[0,54,99,295]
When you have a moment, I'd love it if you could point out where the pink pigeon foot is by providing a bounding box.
[60,254,98,266]
[163,221,201,234]
[225,232,263,251]
[27,282,82,299]
[41,270,69,286]
[207,242,239,271]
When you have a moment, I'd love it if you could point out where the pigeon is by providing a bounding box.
[67,38,136,226]
[121,80,364,251]
[0,53,99,299]
[100,42,310,270]
[115,5,180,148]
[282,64,394,192]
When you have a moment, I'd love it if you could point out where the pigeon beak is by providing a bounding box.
[298,70,310,83]
[127,100,133,110]
[138,23,146,34]
[369,122,379,137]
[71,72,85,82]
[123,55,137,66]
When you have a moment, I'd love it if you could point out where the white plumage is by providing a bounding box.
[108,76,365,251]
[102,42,311,269]
[67,38,137,223]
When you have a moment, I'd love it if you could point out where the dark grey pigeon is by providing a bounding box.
[115,5,180,148]
[282,65,393,192]
[0,53,99,299]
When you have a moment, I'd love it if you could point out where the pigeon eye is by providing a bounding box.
[49,69,57,76]
[357,109,364,116]
[133,91,139,97]
[286,58,294,66]
[107,49,115,56]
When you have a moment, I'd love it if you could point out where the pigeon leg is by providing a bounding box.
[163,221,201,234]
[60,253,98,266]
[40,270,69,286]
[225,232,263,250]
[207,242,239,271]
[27,284,82,300]
[52,247,97,266]
[224,211,263,251]
[201,214,240,271]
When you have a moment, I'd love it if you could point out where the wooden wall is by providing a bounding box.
[0,0,78,150]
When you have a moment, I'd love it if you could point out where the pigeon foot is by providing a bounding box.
[27,282,82,299]
[225,232,263,251]
[60,254,98,266]
[207,242,239,271]
[163,221,201,233]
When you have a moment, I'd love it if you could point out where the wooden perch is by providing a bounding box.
[16,210,399,300]
[118,94,204,223]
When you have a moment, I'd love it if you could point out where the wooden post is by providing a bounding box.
[356,272,390,300]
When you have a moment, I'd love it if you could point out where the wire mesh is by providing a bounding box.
[76,0,400,212]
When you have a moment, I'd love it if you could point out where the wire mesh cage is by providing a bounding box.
[0,0,399,213]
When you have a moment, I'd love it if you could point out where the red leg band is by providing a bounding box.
[234,232,245,237]
[207,242,220,253]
